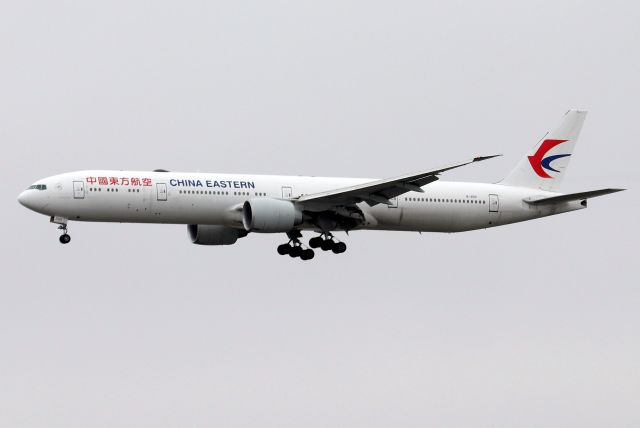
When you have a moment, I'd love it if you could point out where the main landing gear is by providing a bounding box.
[278,232,347,260]
[277,231,315,261]
[308,233,346,254]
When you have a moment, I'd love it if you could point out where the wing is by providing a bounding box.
[296,155,501,209]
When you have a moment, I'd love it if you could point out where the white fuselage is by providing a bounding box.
[18,170,584,233]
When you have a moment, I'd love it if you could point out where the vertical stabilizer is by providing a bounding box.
[501,109,587,191]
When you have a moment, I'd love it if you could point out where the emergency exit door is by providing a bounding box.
[281,187,293,198]
[156,183,167,201]
[73,181,85,199]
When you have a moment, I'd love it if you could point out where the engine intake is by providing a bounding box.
[242,198,302,233]
[188,225,246,245]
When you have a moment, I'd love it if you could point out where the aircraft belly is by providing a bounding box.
[53,191,232,225]
[143,198,232,224]
[367,206,402,228]
[407,207,454,232]
[371,206,454,232]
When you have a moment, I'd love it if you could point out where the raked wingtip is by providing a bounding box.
[473,154,502,162]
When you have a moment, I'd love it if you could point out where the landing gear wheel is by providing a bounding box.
[320,239,334,251]
[277,244,291,255]
[289,246,303,258]
[332,242,346,254]
[280,231,318,260]
[300,249,315,260]
[309,236,323,248]
[56,223,71,244]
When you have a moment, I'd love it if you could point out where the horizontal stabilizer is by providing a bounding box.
[524,188,625,205]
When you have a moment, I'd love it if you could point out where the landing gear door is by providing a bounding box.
[281,186,293,199]
[73,181,85,199]
[157,183,167,201]
[489,194,499,212]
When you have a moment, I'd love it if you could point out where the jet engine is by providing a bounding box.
[187,224,247,245]
[242,198,303,233]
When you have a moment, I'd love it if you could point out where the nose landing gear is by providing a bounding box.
[58,225,71,244]
[51,217,71,244]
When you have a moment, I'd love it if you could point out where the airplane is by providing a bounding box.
[18,109,624,260]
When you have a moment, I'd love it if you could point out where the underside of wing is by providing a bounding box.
[296,155,500,210]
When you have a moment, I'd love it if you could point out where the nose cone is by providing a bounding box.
[18,189,45,212]
[17,190,30,208]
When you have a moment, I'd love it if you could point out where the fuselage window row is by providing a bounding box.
[175,190,267,197]
[88,188,142,193]
[403,197,486,204]
[178,190,229,195]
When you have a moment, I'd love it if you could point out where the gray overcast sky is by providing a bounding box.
[1,0,638,427]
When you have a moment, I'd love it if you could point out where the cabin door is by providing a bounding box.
[489,194,499,212]
[281,186,293,199]
[73,181,85,199]
[157,183,168,201]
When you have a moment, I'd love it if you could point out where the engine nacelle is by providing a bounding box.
[242,198,302,233]
[187,224,246,245]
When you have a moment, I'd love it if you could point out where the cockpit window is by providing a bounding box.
[28,184,47,190]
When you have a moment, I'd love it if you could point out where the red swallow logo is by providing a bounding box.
[528,139,570,178]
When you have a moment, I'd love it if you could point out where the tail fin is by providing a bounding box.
[501,109,587,191]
